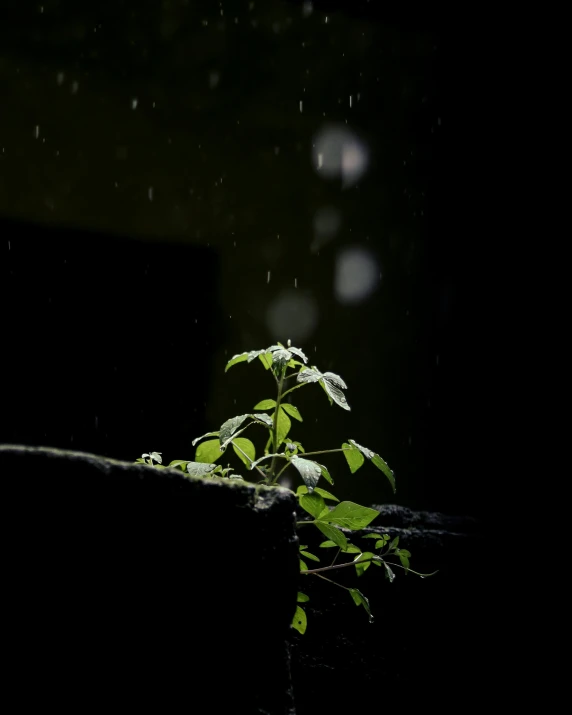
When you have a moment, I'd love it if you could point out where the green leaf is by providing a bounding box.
[186,462,218,477]
[281,403,303,421]
[361,534,380,540]
[319,540,337,548]
[135,458,146,464]
[292,440,305,453]
[232,437,256,467]
[195,438,223,464]
[299,559,308,572]
[292,606,307,634]
[313,521,348,550]
[220,415,251,445]
[318,463,333,485]
[354,551,374,577]
[191,431,220,447]
[342,442,365,473]
[400,549,411,557]
[297,592,309,603]
[275,407,291,447]
[320,501,379,530]
[349,588,374,622]
[259,352,273,369]
[384,563,396,583]
[253,399,277,410]
[299,492,327,519]
[168,460,189,470]
[344,543,362,554]
[300,550,320,562]
[349,439,396,493]
[296,485,339,502]
[398,552,410,570]
[224,352,250,371]
[372,453,396,493]
[388,536,400,551]
[291,456,322,492]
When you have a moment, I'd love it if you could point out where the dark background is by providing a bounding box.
[0,0,500,523]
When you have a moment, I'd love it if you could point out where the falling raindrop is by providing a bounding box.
[71,81,79,94]
[267,271,271,283]
[34,125,39,139]
[57,72,64,85]
[131,98,138,110]
[148,187,154,201]
[299,100,303,113]
[294,278,298,288]
[349,95,353,108]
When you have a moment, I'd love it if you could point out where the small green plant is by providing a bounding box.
[136,341,435,633]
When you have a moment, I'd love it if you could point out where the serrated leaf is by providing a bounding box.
[300,550,320,562]
[232,437,256,467]
[191,431,220,447]
[319,501,379,530]
[195,439,224,464]
[299,492,326,519]
[349,588,374,622]
[314,521,348,550]
[288,346,308,363]
[275,407,291,447]
[252,412,274,428]
[343,442,365,473]
[297,485,339,502]
[186,462,218,477]
[320,375,350,410]
[281,403,303,421]
[292,605,307,634]
[297,367,322,384]
[297,592,309,603]
[272,348,292,368]
[253,399,277,410]
[220,415,251,445]
[291,456,322,492]
[384,563,396,583]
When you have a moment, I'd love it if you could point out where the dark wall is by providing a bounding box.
[1,218,225,461]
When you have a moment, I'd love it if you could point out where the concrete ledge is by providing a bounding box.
[1,445,299,714]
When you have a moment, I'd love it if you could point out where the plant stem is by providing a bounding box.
[300,447,351,458]
[280,382,305,399]
[270,366,286,477]
[315,573,351,591]
[301,557,377,575]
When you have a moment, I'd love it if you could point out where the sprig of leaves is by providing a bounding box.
[136,340,434,632]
